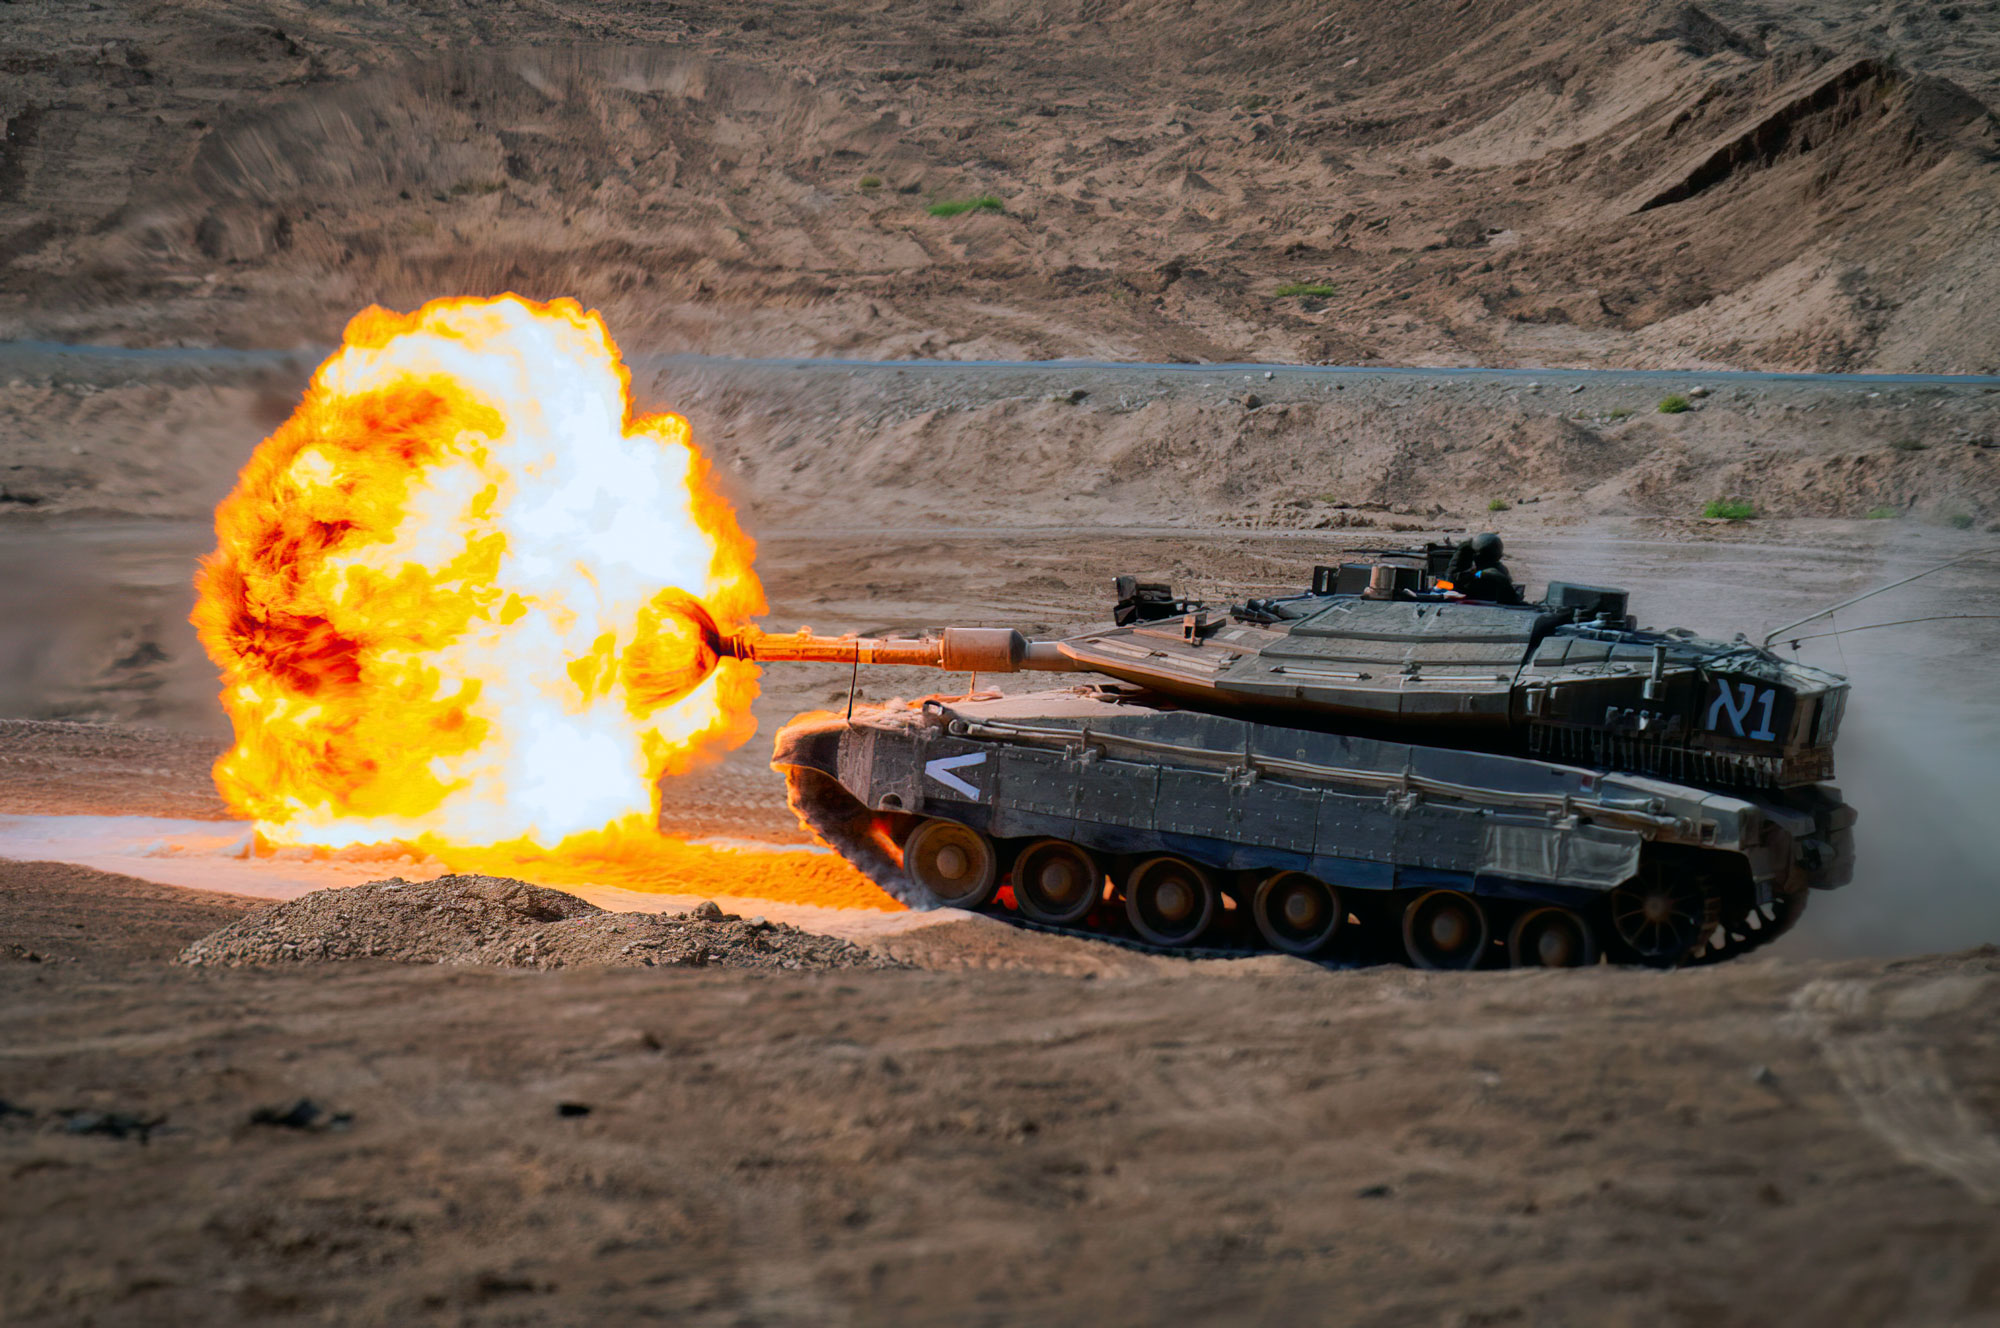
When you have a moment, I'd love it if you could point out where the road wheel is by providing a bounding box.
[1011,839,1103,926]
[1507,906,1599,968]
[902,818,999,909]
[1401,890,1489,970]
[1607,869,1717,967]
[1124,856,1218,948]
[1252,871,1343,955]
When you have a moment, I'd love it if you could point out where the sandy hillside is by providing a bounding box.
[8,349,1998,527]
[4,0,2000,370]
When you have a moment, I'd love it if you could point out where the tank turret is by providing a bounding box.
[724,546,1847,791]
[725,546,1856,969]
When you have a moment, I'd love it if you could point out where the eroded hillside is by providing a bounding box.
[3,0,1998,369]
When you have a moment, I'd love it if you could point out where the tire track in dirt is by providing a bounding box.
[1789,976,2000,1204]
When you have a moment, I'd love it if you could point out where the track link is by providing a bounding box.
[1689,889,1811,966]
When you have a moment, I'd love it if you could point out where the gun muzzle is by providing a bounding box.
[721,626,1071,673]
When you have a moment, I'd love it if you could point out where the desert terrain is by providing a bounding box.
[4,502,1997,1324]
[5,861,1999,1326]
[4,0,2000,1324]
[5,0,2000,370]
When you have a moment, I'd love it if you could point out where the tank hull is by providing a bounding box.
[773,687,1855,968]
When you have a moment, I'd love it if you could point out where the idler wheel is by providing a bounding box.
[1507,906,1599,968]
[1011,839,1104,926]
[903,818,999,909]
[1252,871,1343,955]
[1608,872,1717,967]
[1124,856,1218,948]
[1401,890,1490,970]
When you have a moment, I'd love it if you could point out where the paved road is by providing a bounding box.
[7,340,2000,389]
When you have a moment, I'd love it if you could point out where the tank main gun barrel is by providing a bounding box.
[720,626,1078,674]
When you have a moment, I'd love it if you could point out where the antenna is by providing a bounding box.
[1780,613,2000,648]
[1762,546,2000,648]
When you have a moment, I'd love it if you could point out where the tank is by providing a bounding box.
[720,543,1856,968]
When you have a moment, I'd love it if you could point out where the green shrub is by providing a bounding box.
[859,175,883,190]
[1275,281,1337,298]
[1948,513,1975,530]
[927,194,1004,217]
[1864,506,1900,520]
[1888,439,1928,452]
[1658,395,1693,414]
[1607,407,1634,421]
[1703,498,1757,521]
[1487,498,1510,512]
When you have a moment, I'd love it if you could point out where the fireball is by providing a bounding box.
[189,296,891,905]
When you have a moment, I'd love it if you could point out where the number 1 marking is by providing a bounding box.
[1705,681,1778,740]
[1750,686,1777,741]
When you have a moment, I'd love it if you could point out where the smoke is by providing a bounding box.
[1781,630,2000,957]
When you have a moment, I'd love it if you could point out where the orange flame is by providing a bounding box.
[194,295,895,910]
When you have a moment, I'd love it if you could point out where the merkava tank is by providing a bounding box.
[719,544,1855,968]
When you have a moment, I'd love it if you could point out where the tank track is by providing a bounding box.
[785,768,925,908]
[783,768,1805,970]
[1686,889,1810,966]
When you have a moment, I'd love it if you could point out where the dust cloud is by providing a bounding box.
[1512,531,2000,958]
[1784,629,2000,956]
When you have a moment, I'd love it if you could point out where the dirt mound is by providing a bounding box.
[467,904,905,972]
[667,361,2000,532]
[177,875,901,972]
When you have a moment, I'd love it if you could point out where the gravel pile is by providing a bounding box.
[468,901,904,972]
[177,875,902,973]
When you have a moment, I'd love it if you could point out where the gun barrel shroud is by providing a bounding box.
[721,626,1076,673]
